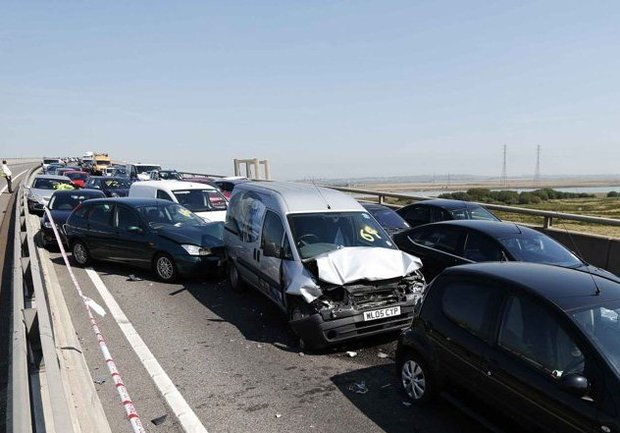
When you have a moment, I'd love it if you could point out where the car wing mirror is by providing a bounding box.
[559,373,589,397]
[262,241,281,258]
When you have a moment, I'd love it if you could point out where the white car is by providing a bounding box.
[129,180,228,222]
[26,175,74,215]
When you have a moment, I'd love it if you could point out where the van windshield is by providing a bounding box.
[288,212,396,259]
[136,165,161,174]
[173,189,227,212]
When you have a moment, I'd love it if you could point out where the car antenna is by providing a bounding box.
[311,179,331,210]
[553,210,601,295]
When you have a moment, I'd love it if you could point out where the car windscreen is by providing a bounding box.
[369,208,410,230]
[288,212,396,259]
[32,178,73,190]
[137,203,206,228]
[66,172,88,180]
[95,160,110,166]
[136,165,161,174]
[498,231,583,267]
[44,159,59,164]
[450,205,499,221]
[49,193,96,210]
[103,178,132,189]
[160,171,181,180]
[573,304,620,376]
[172,189,227,212]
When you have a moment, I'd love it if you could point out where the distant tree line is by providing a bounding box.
[608,191,620,198]
[438,188,595,205]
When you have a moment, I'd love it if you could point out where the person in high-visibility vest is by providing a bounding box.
[1,160,12,193]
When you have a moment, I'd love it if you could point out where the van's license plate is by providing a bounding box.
[363,306,401,321]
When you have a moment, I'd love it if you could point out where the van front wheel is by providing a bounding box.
[228,261,246,292]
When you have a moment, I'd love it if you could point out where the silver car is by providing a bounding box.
[26,175,74,215]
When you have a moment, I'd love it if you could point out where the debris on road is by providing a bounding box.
[127,274,143,281]
[299,352,305,357]
[93,377,106,385]
[402,401,412,407]
[377,352,388,359]
[275,413,282,418]
[346,351,358,358]
[380,383,391,388]
[151,414,167,425]
[348,381,369,394]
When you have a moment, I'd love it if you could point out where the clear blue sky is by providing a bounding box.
[1,1,619,179]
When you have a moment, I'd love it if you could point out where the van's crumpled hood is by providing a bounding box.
[313,247,422,286]
[285,247,423,303]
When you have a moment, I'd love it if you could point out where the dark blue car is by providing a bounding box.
[41,189,106,248]
[84,176,133,197]
[64,198,225,282]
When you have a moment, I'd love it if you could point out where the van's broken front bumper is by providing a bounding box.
[289,302,416,349]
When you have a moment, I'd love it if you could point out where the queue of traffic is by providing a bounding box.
[28,156,620,433]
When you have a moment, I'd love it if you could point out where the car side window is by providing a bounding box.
[157,190,174,201]
[499,296,584,378]
[261,211,292,259]
[405,205,430,226]
[115,206,143,231]
[87,203,114,227]
[413,227,464,255]
[442,283,497,341]
[463,232,504,262]
[429,206,448,223]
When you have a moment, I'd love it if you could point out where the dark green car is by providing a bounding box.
[64,198,224,282]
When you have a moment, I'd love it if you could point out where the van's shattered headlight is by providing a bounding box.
[181,244,212,256]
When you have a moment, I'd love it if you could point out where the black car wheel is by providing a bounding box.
[72,241,90,266]
[154,253,178,282]
[228,260,246,292]
[287,299,315,351]
[399,350,436,404]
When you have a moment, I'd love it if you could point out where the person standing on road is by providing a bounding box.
[1,160,13,193]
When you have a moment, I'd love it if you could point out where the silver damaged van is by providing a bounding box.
[224,182,425,349]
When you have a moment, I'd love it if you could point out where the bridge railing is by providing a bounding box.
[329,185,620,275]
[328,185,620,229]
[9,166,76,433]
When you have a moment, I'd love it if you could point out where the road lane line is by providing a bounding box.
[84,268,209,433]
[0,168,30,194]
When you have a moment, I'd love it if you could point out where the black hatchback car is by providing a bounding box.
[397,262,620,433]
[393,220,617,281]
[64,198,225,281]
[84,176,133,197]
[396,198,500,227]
[41,189,106,248]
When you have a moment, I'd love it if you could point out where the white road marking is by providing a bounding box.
[0,168,30,194]
[84,268,209,433]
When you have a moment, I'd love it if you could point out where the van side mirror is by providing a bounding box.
[559,373,589,397]
[262,242,281,258]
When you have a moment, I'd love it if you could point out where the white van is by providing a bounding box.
[126,163,163,181]
[129,180,228,222]
[224,181,425,349]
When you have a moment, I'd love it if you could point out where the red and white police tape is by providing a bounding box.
[44,206,146,433]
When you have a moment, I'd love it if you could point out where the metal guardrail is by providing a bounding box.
[9,166,76,433]
[328,186,620,229]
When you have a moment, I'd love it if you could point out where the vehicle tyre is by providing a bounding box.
[228,260,246,292]
[72,240,90,266]
[287,299,315,351]
[154,253,178,282]
[399,350,436,404]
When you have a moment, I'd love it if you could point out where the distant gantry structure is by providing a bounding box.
[534,145,541,186]
[233,158,271,180]
[501,144,508,187]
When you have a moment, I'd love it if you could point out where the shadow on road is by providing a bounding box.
[330,364,492,433]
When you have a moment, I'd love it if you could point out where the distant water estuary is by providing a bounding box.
[402,185,620,197]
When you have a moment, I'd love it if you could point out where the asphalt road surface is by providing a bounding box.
[38,230,519,433]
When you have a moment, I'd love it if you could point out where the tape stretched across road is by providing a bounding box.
[84,268,210,433]
[44,207,147,433]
